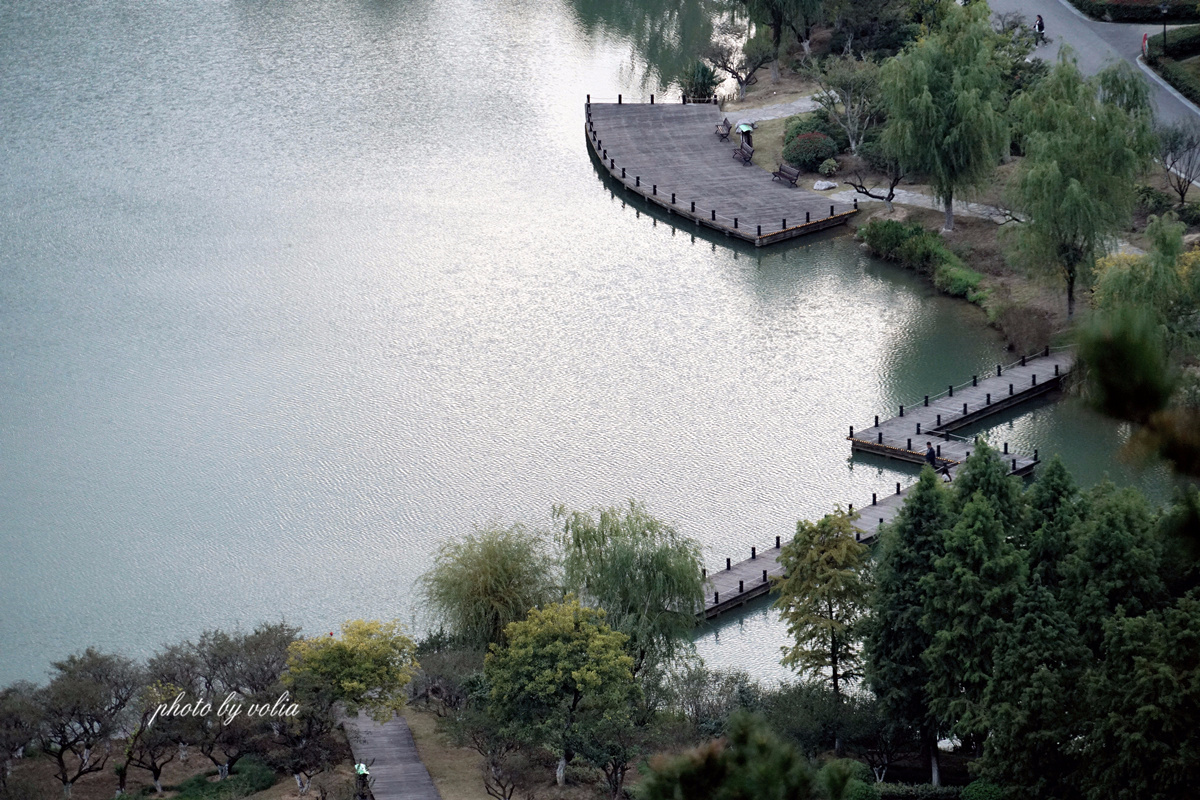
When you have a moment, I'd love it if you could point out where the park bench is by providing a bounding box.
[733,142,754,165]
[715,117,732,141]
[772,163,800,187]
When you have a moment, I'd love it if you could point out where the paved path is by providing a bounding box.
[728,95,822,125]
[989,0,1198,123]
[342,715,441,800]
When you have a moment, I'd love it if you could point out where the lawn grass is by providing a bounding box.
[750,117,787,174]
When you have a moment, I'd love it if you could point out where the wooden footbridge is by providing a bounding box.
[342,714,441,800]
[700,348,1074,619]
[584,96,858,246]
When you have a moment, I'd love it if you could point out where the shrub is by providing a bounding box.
[1066,0,1200,23]
[877,784,962,800]
[680,60,720,100]
[1178,201,1200,227]
[899,233,944,275]
[960,781,1003,800]
[858,139,898,174]
[860,220,923,259]
[819,158,840,176]
[785,112,851,153]
[784,132,838,172]
[1136,185,1175,217]
[173,759,277,800]
[821,759,874,784]
[846,779,883,800]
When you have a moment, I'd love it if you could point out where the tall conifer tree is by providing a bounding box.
[865,468,952,785]
[1060,482,1166,653]
[921,492,1026,745]
[978,583,1089,799]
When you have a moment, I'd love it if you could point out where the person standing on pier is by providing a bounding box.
[925,442,937,468]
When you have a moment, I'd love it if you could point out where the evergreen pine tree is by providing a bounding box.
[978,583,1089,800]
[949,440,1026,535]
[1060,481,1166,653]
[1024,455,1081,588]
[864,467,952,785]
[921,491,1026,744]
[1079,593,1200,800]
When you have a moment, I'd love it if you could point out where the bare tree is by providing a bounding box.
[705,23,775,101]
[846,141,906,212]
[37,649,141,798]
[1158,121,1200,205]
[0,683,40,788]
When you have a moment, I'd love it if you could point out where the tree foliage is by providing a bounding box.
[638,711,814,800]
[557,501,704,679]
[285,619,418,722]
[879,1,1007,230]
[865,468,950,784]
[37,649,141,797]
[1158,120,1200,204]
[421,523,557,650]
[803,55,882,155]
[485,598,638,786]
[1007,50,1155,317]
[775,510,870,702]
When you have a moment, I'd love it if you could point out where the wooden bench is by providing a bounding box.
[772,163,800,186]
[715,117,732,141]
[733,143,754,165]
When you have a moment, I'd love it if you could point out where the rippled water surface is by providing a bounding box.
[0,0,1173,684]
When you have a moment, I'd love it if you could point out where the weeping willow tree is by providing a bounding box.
[420,523,559,650]
[1008,50,1156,317]
[555,501,704,680]
[879,0,1008,231]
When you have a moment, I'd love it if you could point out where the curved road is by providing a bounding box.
[989,0,1199,123]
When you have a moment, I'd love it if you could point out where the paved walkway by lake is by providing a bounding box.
[342,715,441,800]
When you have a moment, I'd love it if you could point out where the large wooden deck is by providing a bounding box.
[700,349,1074,619]
[585,99,857,246]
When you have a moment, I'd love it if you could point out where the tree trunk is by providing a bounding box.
[63,782,73,799]
[154,778,163,795]
[930,741,941,787]
[1066,268,1076,318]
[737,80,747,101]
[218,764,229,781]
[943,195,954,231]
[770,60,781,84]
[556,756,567,786]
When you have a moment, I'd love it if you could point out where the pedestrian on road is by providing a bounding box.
[925,442,937,469]
[1034,14,1045,45]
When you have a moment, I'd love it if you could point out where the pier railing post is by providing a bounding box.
[650,94,654,104]
[806,211,810,223]
[739,580,743,592]
[973,375,977,386]
[872,493,877,505]
[776,536,781,548]
[916,422,921,434]
[900,404,904,417]
[997,364,1002,376]
[726,558,731,571]
[1009,383,1014,395]
[987,393,991,405]
[949,384,954,397]
[850,425,854,437]
[830,204,834,216]
[963,402,968,415]
[762,569,767,582]
[896,482,901,495]
[878,432,883,444]
[618,94,622,104]
[782,218,787,229]
[1032,374,1037,386]
[924,395,929,406]
[874,415,879,427]
[1003,442,1008,454]
[751,547,756,559]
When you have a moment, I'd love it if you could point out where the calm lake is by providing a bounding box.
[0,0,1172,685]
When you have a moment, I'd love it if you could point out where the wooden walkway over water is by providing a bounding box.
[585,98,857,246]
[700,349,1074,619]
[342,715,441,800]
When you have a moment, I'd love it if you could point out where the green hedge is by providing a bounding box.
[784,132,838,172]
[877,784,962,800]
[860,220,987,304]
[1066,0,1200,23]
[1155,57,1200,108]
[959,782,1003,800]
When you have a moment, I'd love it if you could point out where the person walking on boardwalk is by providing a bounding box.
[1034,15,1045,45]
[925,442,937,469]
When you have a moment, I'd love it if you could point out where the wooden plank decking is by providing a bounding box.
[700,349,1074,618]
[342,715,441,800]
[585,100,857,246]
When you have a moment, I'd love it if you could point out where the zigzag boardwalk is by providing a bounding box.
[700,349,1074,619]
[342,715,441,800]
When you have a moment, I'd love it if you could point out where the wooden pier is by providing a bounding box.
[700,349,1074,618]
[585,97,857,247]
[342,715,441,800]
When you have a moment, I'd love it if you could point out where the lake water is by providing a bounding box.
[0,0,1172,685]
